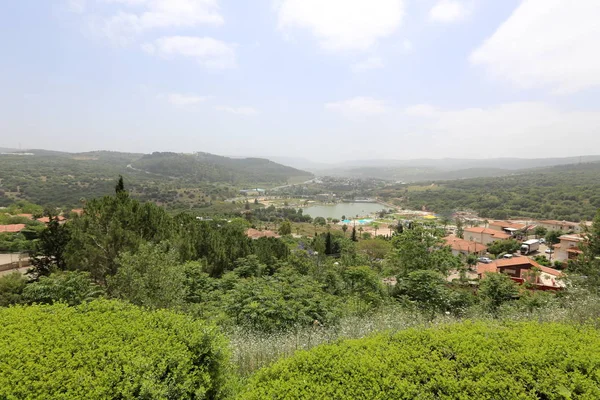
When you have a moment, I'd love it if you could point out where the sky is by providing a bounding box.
[1,0,600,162]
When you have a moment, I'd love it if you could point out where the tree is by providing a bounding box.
[534,226,548,238]
[570,208,600,292]
[487,239,521,256]
[314,217,327,226]
[478,272,519,315]
[278,220,292,236]
[388,223,461,277]
[115,175,125,194]
[372,222,380,237]
[22,271,104,306]
[325,232,333,255]
[108,243,187,309]
[456,218,464,239]
[395,270,449,316]
[30,214,71,277]
[342,224,348,236]
[0,272,27,307]
[357,238,392,265]
[545,230,562,246]
[351,226,357,242]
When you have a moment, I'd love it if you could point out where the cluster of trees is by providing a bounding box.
[252,205,312,223]
[384,162,600,221]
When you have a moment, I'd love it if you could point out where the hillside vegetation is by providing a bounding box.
[380,162,600,221]
[0,150,311,208]
[132,152,311,184]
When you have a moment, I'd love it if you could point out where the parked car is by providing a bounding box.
[539,238,546,244]
[545,248,554,254]
[503,254,514,259]
[478,257,492,264]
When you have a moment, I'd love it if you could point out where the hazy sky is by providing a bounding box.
[2,0,600,162]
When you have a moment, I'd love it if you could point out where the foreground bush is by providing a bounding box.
[0,300,229,399]
[241,321,600,399]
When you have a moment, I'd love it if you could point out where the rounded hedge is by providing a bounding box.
[241,321,600,399]
[0,300,230,399]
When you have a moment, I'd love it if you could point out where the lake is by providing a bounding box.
[303,202,385,219]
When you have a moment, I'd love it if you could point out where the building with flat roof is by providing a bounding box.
[464,227,511,245]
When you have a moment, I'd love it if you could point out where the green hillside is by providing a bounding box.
[379,161,600,221]
[131,152,312,184]
[0,150,311,209]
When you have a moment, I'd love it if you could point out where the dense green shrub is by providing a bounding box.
[241,321,600,399]
[0,300,230,399]
[22,271,104,306]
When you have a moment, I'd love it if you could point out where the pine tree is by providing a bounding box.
[325,232,333,255]
[115,175,125,194]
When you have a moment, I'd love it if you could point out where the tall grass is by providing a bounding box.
[229,291,600,378]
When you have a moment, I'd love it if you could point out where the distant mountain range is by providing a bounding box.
[272,155,600,182]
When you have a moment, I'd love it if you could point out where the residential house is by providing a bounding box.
[537,220,583,233]
[246,228,280,240]
[553,234,585,262]
[0,224,26,233]
[444,236,487,256]
[464,227,511,245]
[477,257,564,290]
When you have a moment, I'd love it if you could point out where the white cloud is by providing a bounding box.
[429,0,469,23]
[277,0,404,51]
[68,0,87,13]
[215,106,258,116]
[403,102,600,157]
[404,104,438,117]
[470,0,600,93]
[143,36,236,68]
[98,0,223,43]
[326,97,389,118]
[166,93,208,106]
[352,57,384,72]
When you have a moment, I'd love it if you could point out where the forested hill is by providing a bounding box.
[131,152,312,184]
[0,149,311,208]
[380,161,600,222]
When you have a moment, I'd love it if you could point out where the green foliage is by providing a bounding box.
[224,268,341,332]
[0,232,33,252]
[534,225,548,238]
[546,230,563,245]
[313,216,326,226]
[0,273,27,307]
[278,220,292,236]
[65,193,175,283]
[240,321,600,399]
[388,223,461,276]
[0,300,230,399]
[109,242,187,309]
[478,272,519,314]
[341,266,385,306]
[133,152,311,185]
[30,214,71,277]
[22,271,103,306]
[388,162,600,221]
[486,239,521,256]
[395,270,450,314]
